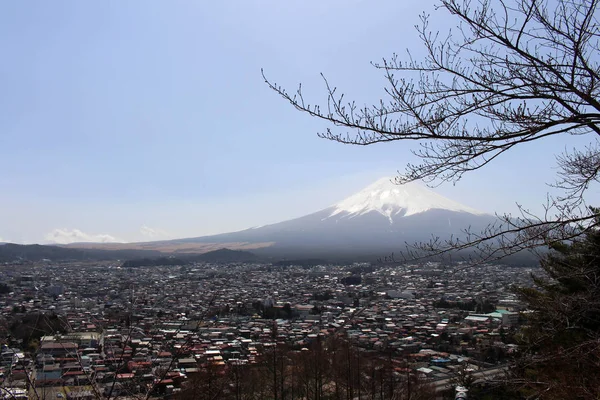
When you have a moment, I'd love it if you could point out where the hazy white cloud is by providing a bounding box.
[0,237,8,243]
[44,228,121,244]
[139,225,170,240]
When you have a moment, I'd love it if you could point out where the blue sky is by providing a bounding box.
[1,0,597,244]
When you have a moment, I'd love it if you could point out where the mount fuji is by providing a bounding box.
[327,177,484,222]
[152,178,497,259]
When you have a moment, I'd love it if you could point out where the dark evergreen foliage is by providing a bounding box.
[0,243,162,262]
[340,276,362,285]
[513,212,600,398]
[0,282,12,295]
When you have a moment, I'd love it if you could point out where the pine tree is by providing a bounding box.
[514,213,600,398]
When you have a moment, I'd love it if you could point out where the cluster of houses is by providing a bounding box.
[0,260,534,398]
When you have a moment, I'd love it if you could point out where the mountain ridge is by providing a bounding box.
[61,177,498,259]
[145,178,497,258]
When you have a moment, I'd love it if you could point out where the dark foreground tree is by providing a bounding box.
[264,0,600,261]
[511,214,600,398]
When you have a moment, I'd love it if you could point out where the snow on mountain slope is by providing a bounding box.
[327,177,485,223]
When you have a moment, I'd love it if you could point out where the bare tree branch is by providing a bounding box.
[264,0,600,261]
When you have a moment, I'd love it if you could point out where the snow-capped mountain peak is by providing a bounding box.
[328,177,484,222]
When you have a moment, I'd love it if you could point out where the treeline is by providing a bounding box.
[8,311,69,351]
[121,249,259,267]
[0,282,12,294]
[433,298,496,313]
[0,243,162,262]
[340,275,362,285]
[177,336,435,400]
[121,257,187,268]
[273,259,331,267]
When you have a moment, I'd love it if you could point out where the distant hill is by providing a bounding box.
[0,242,260,265]
[0,243,163,263]
[121,256,188,268]
[62,240,273,254]
[190,248,258,263]
[121,248,259,267]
